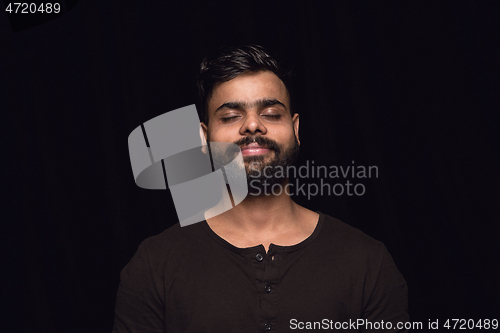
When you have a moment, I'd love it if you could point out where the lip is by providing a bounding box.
[240,143,271,156]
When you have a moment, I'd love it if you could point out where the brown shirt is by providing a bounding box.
[112,212,410,332]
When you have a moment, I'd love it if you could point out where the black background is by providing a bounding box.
[2,0,499,332]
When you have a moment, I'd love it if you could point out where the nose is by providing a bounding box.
[239,112,267,136]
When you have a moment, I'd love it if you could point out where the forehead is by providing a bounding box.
[208,71,289,114]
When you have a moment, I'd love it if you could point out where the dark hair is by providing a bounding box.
[197,44,293,124]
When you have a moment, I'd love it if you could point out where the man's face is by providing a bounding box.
[201,70,300,191]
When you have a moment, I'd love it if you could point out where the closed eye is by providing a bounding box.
[220,116,240,123]
[220,114,281,123]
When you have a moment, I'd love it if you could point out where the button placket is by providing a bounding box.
[259,250,280,333]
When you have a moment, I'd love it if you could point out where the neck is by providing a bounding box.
[206,179,300,234]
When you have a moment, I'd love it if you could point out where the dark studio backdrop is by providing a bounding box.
[2,0,499,332]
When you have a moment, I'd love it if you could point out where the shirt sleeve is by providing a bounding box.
[112,239,165,333]
[361,244,410,333]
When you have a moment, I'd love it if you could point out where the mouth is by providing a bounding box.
[240,143,272,156]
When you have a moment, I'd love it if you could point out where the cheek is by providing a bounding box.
[285,131,299,149]
[275,126,296,142]
[208,127,236,142]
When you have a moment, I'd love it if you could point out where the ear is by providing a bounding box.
[200,122,209,154]
[292,113,300,146]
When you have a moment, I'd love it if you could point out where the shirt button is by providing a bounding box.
[264,285,272,293]
[264,323,272,331]
[256,253,264,262]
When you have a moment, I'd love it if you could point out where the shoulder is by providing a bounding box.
[135,221,209,269]
[316,212,387,261]
[313,213,405,288]
[142,220,207,249]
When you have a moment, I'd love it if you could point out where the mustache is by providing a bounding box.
[233,136,281,152]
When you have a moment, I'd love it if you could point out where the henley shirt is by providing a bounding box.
[112,212,410,332]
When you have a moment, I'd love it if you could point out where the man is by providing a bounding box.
[113,45,410,332]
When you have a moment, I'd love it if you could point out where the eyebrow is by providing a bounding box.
[215,98,286,113]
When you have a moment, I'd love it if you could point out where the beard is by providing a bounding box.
[207,133,300,196]
[244,136,299,193]
[233,135,300,195]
